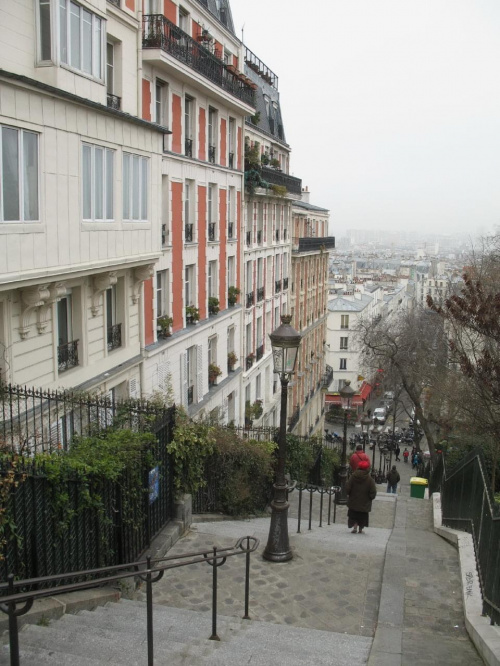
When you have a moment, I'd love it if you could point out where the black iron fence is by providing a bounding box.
[434,448,500,626]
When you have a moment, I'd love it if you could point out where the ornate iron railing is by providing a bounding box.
[228,222,234,239]
[256,344,264,361]
[246,291,255,308]
[106,93,121,110]
[107,323,122,351]
[208,222,216,241]
[185,223,193,242]
[0,536,259,666]
[143,15,255,107]
[261,166,302,195]
[257,286,265,302]
[57,340,79,372]
[437,448,500,625]
[283,277,289,290]
[185,137,193,157]
[246,354,254,370]
[292,236,336,253]
[208,145,216,163]
[275,279,282,294]
[228,151,234,168]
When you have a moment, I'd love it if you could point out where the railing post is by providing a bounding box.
[308,485,314,531]
[297,484,303,533]
[243,537,250,620]
[210,547,220,641]
[333,490,338,523]
[146,555,154,666]
[327,489,332,525]
[7,575,20,666]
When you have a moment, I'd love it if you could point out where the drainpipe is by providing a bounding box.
[137,4,143,118]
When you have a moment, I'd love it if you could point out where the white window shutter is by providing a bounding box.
[197,344,204,402]
[180,352,188,407]
[223,395,229,422]
[129,378,138,399]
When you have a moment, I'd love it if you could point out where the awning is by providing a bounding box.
[325,394,363,406]
[359,382,373,401]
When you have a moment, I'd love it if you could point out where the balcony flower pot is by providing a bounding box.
[208,363,222,385]
[228,286,240,306]
[208,297,220,315]
[227,351,237,371]
[185,305,200,325]
[157,315,173,338]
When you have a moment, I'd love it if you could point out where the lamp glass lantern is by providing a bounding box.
[361,415,371,433]
[339,380,356,410]
[270,315,302,377]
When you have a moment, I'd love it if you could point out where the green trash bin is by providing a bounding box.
[410,476,428,498]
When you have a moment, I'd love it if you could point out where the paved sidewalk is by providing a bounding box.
[138,458,484,664]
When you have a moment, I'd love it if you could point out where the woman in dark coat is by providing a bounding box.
[345,459,377,534]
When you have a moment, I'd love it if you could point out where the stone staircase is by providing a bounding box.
[1,599,373,665]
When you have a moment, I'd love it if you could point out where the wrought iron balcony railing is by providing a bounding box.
[275,279,282,294]
[185,223,193,242]
[246,231,251,246]
[261,166,302,195]
[283,277,289,290]
[256,344,264,361]
[58,340,79,372]
[106,93,121,110]
[208,145,216,163]
[228,152,234,168]
[228,222,234,239]
[257,286,265,302]
[246,354,255,370]
[185,137,193,157]
[246,291,255,308]
[208,223,216,241]
[107,324,122,352]
[292,236,336,253]
[143,15,255,107]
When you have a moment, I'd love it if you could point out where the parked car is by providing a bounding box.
[372,407,387,424]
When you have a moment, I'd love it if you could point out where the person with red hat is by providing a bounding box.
[349,444,370,471]
[345,459,377,534]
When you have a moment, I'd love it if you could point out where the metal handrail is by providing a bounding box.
[288,482,341,533]
[0,535,259,666]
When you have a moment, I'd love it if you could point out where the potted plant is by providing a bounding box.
[157,314,173,338]
[228,285,240,306]
[185,305,200,324]
[208,296,220,315]
[261,153,270,166]
[270,158,280,169]
[245,400,254,427]
[227,351,237,371]
[208,363,222,384]
[252,399,263,420]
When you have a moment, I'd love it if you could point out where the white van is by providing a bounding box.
[372,407,387,424]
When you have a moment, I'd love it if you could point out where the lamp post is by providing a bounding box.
[263,314,302,562]
[361,415,371,453]
[370,424,382,477]
[336,380,356,505]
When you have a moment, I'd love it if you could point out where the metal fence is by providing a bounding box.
[0,385,176,583]
[438,447,500,626]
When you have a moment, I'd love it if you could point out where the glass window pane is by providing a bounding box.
[82,144,92,219]
[132,155,140,220]
[93,17,102,79]
[70,2,81,70]
[106,150,113,220]
[39,0,52,61]
[122,154,130,219]
[59,0,67,64]
[82,9,92,74]
[94,147,103,219]
[141,158,148,220]
[107,43,114,93]
[23,132,39,221]
[2,127,20,221]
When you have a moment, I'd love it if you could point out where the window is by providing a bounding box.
[208,107,217,163]
[82,143,114,221]
[227,256,235,288]
[208,335,217,366]
[340,337,348,350]
[106,43,115,95]
[179,6,189,33]
[38,0,52,62]
[185,264,195,307]
[57,295,79,372]
[341,315,349,329]
[59,0,103,79]
[208,184,216,240]
[208,261,217,298]
[184,180,193,241]
[156,270,168,317]
[186,345,196,405]
[0,127,39,222]
[184,96,193,156]
[256,373,261,400]
[340,358,347,370]
[123,153,148,221]
[228,118,235,168]
[227,325,235,353]
[106,285,122,351]
[155,80,168,125]
[246,322,252,355]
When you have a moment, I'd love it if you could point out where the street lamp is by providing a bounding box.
[336,380,356,505]
[370,424,382,476]
[263,314,302,562]
[361,415,371,453]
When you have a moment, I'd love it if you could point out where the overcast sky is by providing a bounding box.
[229,0,500,236]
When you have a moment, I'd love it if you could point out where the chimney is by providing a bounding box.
[301,185,310,203]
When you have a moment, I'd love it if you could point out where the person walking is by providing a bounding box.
[349,444,370,471]
[386,465,400,494]
[395,443,401,461]
[346,459,377,534]
[403,448,409,464]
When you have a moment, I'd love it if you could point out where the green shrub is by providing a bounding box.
[284,434,315,483]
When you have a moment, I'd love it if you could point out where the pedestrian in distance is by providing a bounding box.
[403,448,409,464]
[346,459,377,534]
[349,444,370,471]
[386,466,400,494]
[395,443,401,461]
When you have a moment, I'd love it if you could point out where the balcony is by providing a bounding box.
[228,222,234,239]
[106,93,121,110]
[275,279,282,294]
[208,223,216,242]
[246,353,255,370]
[261,166,302,195]
[283,277,289,290]
[185,223,193,242]
[257,286,265,302]
[142,15,255,107]
[208,145,216,163]
[58,340,79,373]
[107,324,122,352]
[246,291,255,308]
[292,237,336,253]
[185,137,193,157]
[246,231,251,247]
[228,152,234,168]
[256,344,264,361]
